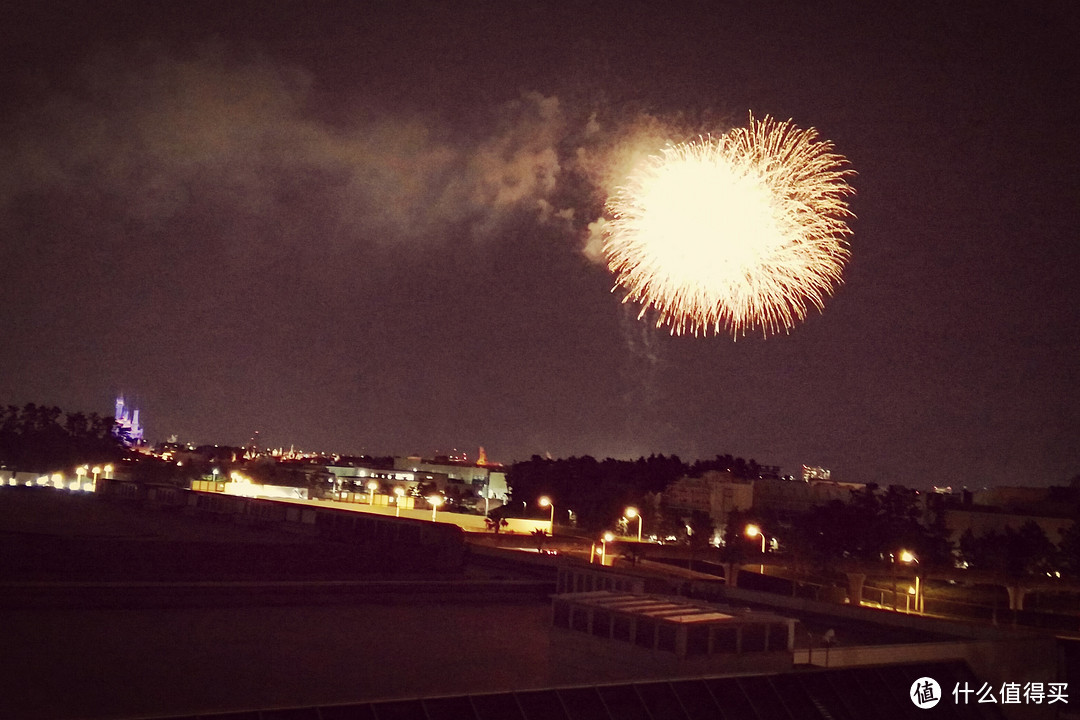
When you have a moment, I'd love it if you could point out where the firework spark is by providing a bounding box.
[603,115,855,337]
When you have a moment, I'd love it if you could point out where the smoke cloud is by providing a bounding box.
[1,46,587,246]
[0,42,727,273]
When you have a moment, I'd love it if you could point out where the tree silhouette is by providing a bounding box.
[485,516,509,534]
[1057,522,1080,577]
[531,528,548,552]
[0,402,126,472]
[960,522,1055,578]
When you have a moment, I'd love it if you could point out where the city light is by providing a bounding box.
[428,495,444,522]
[367,480,378,505]
[539,496,555,533]
[745,524,766,551]
[746,524,766,573]
[600,531,614,566]
[394,487,405,517]
[624,507,643,542]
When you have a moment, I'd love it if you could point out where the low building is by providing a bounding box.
[752,476,865,516]
[943,507,1074,547]
[394,456,509,503]
[662,470,754,536]
[552,591,795,676]
[326,464,448,494]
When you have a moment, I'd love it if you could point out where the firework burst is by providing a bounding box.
[603,115,855,337]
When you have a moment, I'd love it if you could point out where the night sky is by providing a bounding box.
[2,1,1078,488]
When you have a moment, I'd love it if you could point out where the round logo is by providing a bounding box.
[910,677,941,709]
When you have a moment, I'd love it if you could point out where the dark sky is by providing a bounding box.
[2,1,1078,488]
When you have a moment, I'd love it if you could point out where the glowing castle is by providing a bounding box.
[113,396,144,446]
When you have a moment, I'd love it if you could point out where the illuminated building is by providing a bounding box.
[394,452,509,504]
[801,465,831,481]
[112,396,144,446]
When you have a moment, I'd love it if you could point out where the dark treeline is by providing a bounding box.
[959,521,1080,579]
[505,453,767,532]
[722,487,1079,579]
[0,403,127,472]
[725,485,953,570]
[507,455,1080,578]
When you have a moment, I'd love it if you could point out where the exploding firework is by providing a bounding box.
[603,115,854,337]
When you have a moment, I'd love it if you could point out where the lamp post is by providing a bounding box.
[625,507,643,541]
[103,464,113,480]
[91,466,101,488]
[76,466,87,489]
[539,496,555,534]
[899,550,921,613]
[601,531,614,566]
[429,495,444,522]
[394,487,405,517]
[746,524,766,573]
[367,480,378,506]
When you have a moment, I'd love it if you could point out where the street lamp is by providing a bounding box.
[103,464,113,480]
[367,480,379,505]
[394,487,405,517]
[625,507,643,541]
[746,524,767,574]
[601,531,614,566]
[429,495,444,522]
[745,524,766,553]
[91,466,101,487]
[898,551,921,613]
[76,466,87,489]
[539,496,555,533]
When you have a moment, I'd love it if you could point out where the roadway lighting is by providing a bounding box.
[103,464,113,479]
[76,467,87,486]
[394,487,406,517]
[91,467,101,486]
[429,495,444,522]
[539,496,555,532]
[367,480,379,505]
[745,524,766,553]
[625,507,643,542]
[601,531,614,566]
[896,551,922,612]
[746,524,767,574]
